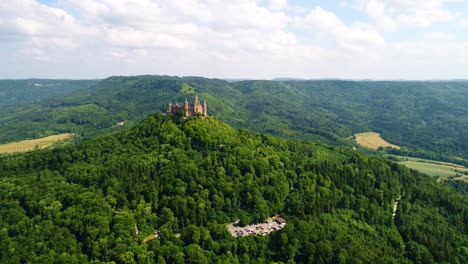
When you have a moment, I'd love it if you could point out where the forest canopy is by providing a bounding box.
[0,114,466,263]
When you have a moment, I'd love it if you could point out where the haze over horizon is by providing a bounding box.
[1,0,468,80]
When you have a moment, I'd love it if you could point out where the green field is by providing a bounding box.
[393,156,468,178]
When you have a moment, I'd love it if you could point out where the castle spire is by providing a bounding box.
[202,100,207,116]
[184,98,189,117]
[167,102,172,112]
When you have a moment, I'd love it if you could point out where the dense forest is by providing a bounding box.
[0,76,466,165]
[1,114,467,263]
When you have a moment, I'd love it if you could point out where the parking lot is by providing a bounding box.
[227,216,286,237]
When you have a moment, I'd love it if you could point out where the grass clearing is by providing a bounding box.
[455,175,468,182]
[0,133,73,154]
[180,83,195,93]
[389,155,468,178]
[354,132,400,150]
[399,160,463,178]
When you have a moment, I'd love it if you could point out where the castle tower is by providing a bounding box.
[202,100,207,116]
[193,94,201,113]
[184,98,189,117]
[168,102,172,113]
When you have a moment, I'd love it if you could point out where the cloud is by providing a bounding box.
[59,0,293,54]
[0,0,96,62]
[359,0,396,31]
[297,6,385,52]
[357,0,461,29]
[0,0,297,63]
[460,18,468,27]
[0,0,467,79]
[0,1,91,38]
[267,0,288,10]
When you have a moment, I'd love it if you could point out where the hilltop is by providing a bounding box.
[0,114,466,263]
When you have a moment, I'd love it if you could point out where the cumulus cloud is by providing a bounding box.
[0,0,97,62]
[59,0,293,55]
[267,0,288,10]
[0,0,467,79]
[0,0,298,65]
[359,0,396,31]
[297,6,385,51]
[356,0,461,29]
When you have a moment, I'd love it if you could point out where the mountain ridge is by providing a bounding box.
[0,75,467,165]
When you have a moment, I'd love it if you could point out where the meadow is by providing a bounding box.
[354,132,401,150]
[393,156,468,178]
[0,133,72,154]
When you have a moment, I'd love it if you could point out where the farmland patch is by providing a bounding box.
[0,133,73,154]
[354,132,401,150]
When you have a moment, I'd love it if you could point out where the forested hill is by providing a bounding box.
[0,114,467,263]
[0,75,467,164]
[0,79,98,107]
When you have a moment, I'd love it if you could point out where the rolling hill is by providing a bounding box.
[0,79,99,107]
[0,76,466,165]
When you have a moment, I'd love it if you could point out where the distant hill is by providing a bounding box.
[272,77,307,81]
[0,75,466,165]
[0,114,466,263]
[0,79,99,107]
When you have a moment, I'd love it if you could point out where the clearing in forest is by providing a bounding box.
[354,132,401,150]
[397,158,468,178]
[0,134,73,154]
[455,175,468,183]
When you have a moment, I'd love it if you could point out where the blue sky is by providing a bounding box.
[1,0,468,79]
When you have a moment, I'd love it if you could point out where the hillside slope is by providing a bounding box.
[0,76,466,164]
[0,114,466,263]
[0,79,98,107]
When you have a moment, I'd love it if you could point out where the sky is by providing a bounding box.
[1,0,468,80]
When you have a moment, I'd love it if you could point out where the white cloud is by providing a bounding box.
[460,18,468,27]
[359,0,396,31]
[356,0,461,29]
[297,6,385,52]
[0,0,467,79]
[0,0,95,62]
[60,0,293,54]
[268,0,288,10]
